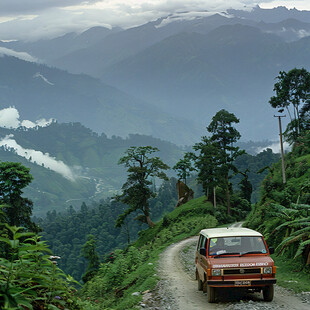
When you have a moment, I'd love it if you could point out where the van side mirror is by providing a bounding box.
[199,248,207,256]
[269,247,274,255]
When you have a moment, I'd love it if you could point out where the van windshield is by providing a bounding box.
[208,236,267,256]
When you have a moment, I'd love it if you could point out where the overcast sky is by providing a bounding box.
[0,0,310,41]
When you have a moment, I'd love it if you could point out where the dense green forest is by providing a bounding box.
[246,68,310,270]
[246,130,310,267]
[0,123,184,215]
[35,141,280,282]
[35,177,178,281]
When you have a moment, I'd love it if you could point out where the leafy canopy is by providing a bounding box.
[269,68,310,142]
[193,109,244,214]
[0,162,38,232]
[115,146,169,228]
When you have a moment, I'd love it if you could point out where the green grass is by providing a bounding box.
[273,255,310,293]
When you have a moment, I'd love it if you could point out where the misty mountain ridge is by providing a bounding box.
[100,24,309,140]
[0,55,201,145]
[1,6,310,74]
[0,6,310,143]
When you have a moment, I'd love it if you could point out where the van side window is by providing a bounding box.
[198,235,206,250]
[197,235,202,250]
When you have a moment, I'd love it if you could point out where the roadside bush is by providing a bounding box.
[0,224,84,310]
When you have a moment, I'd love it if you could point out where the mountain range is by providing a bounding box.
[1,6,309,143]
[0,55,200,145]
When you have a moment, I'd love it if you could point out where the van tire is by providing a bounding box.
[202,281,208,293]
[198,278,203,291]
[263,285,274,302]
[207,285,216,303]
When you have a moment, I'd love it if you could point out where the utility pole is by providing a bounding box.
[274,115,286,184]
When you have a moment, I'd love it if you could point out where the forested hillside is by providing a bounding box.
[36,177,178,281]
[0,122,184,215]
[246,131,310,267]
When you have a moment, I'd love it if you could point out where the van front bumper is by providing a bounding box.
[207,279,276,287]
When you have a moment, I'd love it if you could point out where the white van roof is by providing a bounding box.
[200,227,262,239]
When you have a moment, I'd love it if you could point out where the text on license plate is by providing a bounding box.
[235,280,251,286]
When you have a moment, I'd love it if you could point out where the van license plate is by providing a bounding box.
[235,280,251,286]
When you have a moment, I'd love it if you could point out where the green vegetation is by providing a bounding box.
[246,70,310,289]
[0,163,91,309]
[272,255,310,292]
[172,153,196,185]
[232,149,280,202]
[0,162,39,233]
[269,68,310,143]
[37,177,178,282]
[192,109,244,214]
[0,123,184,216]
[80,197,218,309]
[0,223,84,309]
[2,68,309,308]
[115,146,169,228]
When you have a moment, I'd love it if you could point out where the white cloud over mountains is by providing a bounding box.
[0,134,76,180]
[256,141,290,154]
[0,107,76,180]
[0,107,54,129]
[0,47,38,62]
[0,1,309,41]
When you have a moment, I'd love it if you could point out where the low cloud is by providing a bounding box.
[297,29,310,38]
[0,107,20,128]
[0,1,296,41]
[0,134,76,180]
[256,141,290,154]
[33,72,54,85]
[0,47,38,62]
[155,11,230,28]
[0,107,54,129]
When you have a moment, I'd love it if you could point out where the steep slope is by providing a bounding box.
[246,131,310,272]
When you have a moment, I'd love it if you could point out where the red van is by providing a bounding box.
[195,227,276,303]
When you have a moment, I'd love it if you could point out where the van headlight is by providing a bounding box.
[211,269,221,276]
[263,267,272,274]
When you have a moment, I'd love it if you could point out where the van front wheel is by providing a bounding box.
[198,278,203,291]
[263,285,274,302]
[207,285,216,303]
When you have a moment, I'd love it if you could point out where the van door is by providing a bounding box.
[196,235,207,280]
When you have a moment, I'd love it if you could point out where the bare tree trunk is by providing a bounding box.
[226,178,230,215]
[124,220,131,245]
[286,106,293,123]
[296,104,300,135]
[146,215,155,228]
[213,187,216,209]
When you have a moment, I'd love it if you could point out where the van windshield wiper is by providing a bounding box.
[240,251,264,256]
[213,252,240,258]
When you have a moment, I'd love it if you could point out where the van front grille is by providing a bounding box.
[223,268,261,275]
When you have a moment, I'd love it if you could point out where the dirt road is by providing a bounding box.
[141,237,310,310]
